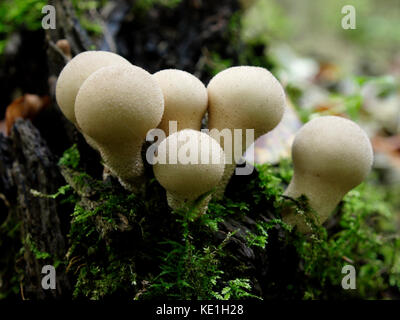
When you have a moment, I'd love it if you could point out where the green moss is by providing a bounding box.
[52,144,400,300]
[58,144,80,169]
[24,234,51,260]
[280,175,399,299]
[213,278,261,300]
[71,0,106,36]
[133,0,182,12]
[73,253,137,300]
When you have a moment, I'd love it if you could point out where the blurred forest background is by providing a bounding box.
[0,0,400,300]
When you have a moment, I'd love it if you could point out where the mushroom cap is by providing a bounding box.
[75,64,164,146]
[207,66,286,139]
[153,129,225,200]
[153,69,208,135]
[56,51,131,124]
[292,116,373,189]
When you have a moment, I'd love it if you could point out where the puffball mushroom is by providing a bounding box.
[153,129,225,213]
[56,51,132,151]
[153,69,208,136]
[75,64,164,191]
[56,51,131,125]
[283,116,374,233]
[207,66,286,197]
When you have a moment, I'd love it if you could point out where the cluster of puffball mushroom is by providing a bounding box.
[55,50,373,233]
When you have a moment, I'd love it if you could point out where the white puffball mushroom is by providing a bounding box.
[75,64,164,191]
[283,116,374,233]
[207,66,286,197]
[56,51,131,125]
[153,129,225,213]
[153,69,208,136]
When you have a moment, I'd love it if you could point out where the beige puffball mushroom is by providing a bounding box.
[283,116,374,233]
[153,69,208,136]
[207,66,286,197]
[56,51,132,151]
[153,129,225,213]
[56,50,131,125]
[75,64,164,191]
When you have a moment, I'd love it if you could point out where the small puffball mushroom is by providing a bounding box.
[283,116,374,233]
[153,69,208,136]
[153,129,225,213]
[75,64,164,191]
[207,66,286,197]
[56,51,131,125]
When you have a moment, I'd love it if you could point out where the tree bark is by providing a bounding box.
[0,120,71,299]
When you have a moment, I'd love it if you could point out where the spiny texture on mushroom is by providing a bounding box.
[207,66,286,197]
[283,116,374,233]
[56,51,131,125]
[153,129,225,213]
[153,69,208,136]
[75,64,164,191]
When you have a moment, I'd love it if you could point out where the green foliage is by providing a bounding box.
[241,0,291,44]
[73,253,137,300]
[68,190,142,299]
[58,144,80,169]
[234,160,399,299]
[213,278,261,300]
[242,0,400,73]
[291,177,400,299]
[144,204,238,299]
[246,219,291,249]
[0,0,46,32]
[71,0,105,36]
[0,0,46,54]
[30,185,72,199]
[0,0,109,54]
[24,234,51,260]
[50,145,400,300]
[133,0,183,11]
[256,158,292,206]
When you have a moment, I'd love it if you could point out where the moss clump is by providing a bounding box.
[293,179,400,299]
[58,144,80,170]
[51,144,400,300]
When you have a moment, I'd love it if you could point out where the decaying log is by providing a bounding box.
[0,120,71,299]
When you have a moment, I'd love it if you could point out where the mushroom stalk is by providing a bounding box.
[99,142,145,192]
[283,174,348,231]
[166,192,213,215]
